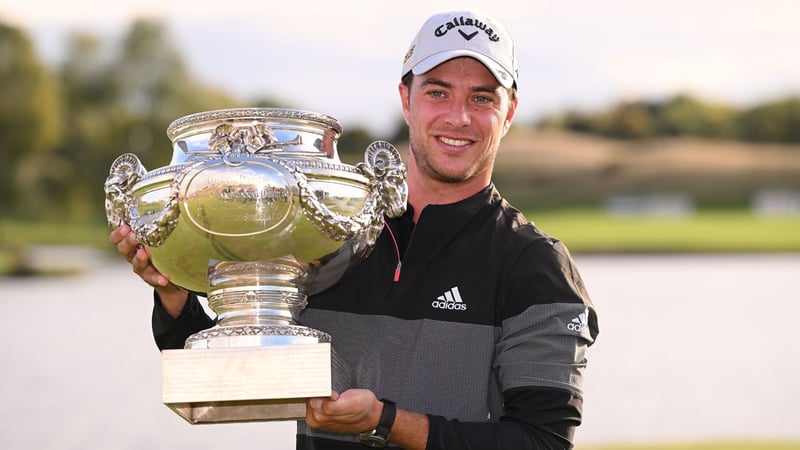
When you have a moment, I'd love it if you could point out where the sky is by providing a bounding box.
[2,0,799,135]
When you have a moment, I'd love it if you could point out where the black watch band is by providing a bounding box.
[358,398,396,448]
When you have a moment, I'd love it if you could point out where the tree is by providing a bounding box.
[56,19,240,221]
[0,22,64,218]
[604,102,655,139]
[108,19,238,168]
[337,127,376,165]
[738,97,800,143]
[656,95,737,138]
[56,31,124,220]
[536,94,800,144]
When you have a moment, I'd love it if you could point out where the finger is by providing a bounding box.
[305,410,321,429]
[130,248,149,275]
[118,230,141,261]
[305,399,326,428]
[108,225,127,245]
[308,398,324,412]
[136,266,169,288]
[131,248,169,287]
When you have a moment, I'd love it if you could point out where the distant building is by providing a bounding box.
[603,193,695,217]
[751,190,800,216]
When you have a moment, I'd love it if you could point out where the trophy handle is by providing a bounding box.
[277,141,408,252]
[105,153,145,229]
[104,153,190,247]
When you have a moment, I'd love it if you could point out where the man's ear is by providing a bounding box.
[502,96,518,137]
[398,82,411,125]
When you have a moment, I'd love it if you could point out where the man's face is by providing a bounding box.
[399,57,517,186]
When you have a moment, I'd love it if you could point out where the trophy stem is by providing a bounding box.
[183,261,331,349]
[210,285,306,327]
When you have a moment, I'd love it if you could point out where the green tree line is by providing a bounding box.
[1,17,797,225]
[537,94,800,142]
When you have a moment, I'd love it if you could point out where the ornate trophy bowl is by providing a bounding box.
[104,108,407,422]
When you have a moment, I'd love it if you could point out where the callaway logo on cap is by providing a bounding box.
[401,10,518,89]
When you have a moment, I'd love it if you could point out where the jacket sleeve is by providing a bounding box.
[425,237,598,450]
[426,386,582,449]
[151,290,216,350]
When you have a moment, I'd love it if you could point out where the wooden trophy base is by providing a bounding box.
[161,343,331,424]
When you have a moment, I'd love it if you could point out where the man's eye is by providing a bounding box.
[428,90,445,98]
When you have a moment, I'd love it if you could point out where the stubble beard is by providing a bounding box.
[408,133,496,185]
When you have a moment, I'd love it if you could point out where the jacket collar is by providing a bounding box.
[413,183,499,224]
[393,184,501,262]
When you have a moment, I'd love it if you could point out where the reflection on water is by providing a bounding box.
[1,252,798,449]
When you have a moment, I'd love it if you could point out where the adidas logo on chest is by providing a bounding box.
[431,286,468,311]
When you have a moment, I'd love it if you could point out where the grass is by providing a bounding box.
[0,219,111,275]
[1,209,799,275]
[580,441,800,450]
[530,209,800,253]
[0,219,111,248]
[3,210,800,255]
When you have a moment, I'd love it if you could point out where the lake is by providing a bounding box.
[1,251,798,449]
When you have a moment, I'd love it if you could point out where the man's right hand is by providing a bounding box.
[109,224,188,318]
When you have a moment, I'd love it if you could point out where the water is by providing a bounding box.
[575,254,800,445]
[1,252,798,449]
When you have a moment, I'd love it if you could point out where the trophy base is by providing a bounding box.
[162,343,332,423]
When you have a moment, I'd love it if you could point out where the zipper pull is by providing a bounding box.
[393,261,402,282]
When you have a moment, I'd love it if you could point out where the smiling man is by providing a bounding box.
[300,10,599,450]
[109,9,598,450]
[399,57,515,219]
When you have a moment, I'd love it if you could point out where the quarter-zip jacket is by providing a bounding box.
[151,184,599,449]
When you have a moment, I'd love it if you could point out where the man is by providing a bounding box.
[111,10,598,450]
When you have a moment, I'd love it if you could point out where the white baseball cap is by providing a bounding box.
[401,11,518,89]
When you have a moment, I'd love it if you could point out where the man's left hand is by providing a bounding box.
[305,389,383,434]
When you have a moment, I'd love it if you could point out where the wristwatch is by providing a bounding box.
[358,398,396,448]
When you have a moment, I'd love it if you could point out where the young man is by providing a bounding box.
[111,10,598,450]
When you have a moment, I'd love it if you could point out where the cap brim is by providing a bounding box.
[410,49,515,89]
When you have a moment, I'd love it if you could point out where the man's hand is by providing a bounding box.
[305,389,382,434]
[109,224,188,317]
[110,224,168,287]
[306,389,429,449]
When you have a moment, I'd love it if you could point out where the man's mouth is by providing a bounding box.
[438,136,473,147]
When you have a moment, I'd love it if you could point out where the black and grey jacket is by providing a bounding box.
[152,184,599,450]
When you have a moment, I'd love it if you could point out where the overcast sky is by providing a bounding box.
[2,0,799,135]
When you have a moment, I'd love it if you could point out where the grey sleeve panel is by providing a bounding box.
[495,302,597,397]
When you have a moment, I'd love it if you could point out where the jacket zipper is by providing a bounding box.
[383,218,403,282]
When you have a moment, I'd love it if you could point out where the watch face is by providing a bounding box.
[359,433,388,448]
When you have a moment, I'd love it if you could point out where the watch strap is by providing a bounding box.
[359,398,396,447]
[375,398,396,437]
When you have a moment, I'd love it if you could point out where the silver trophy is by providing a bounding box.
[104,108,407,423]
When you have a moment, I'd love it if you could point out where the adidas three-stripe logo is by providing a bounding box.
[567,307,589,333]
[431,286,468,311]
